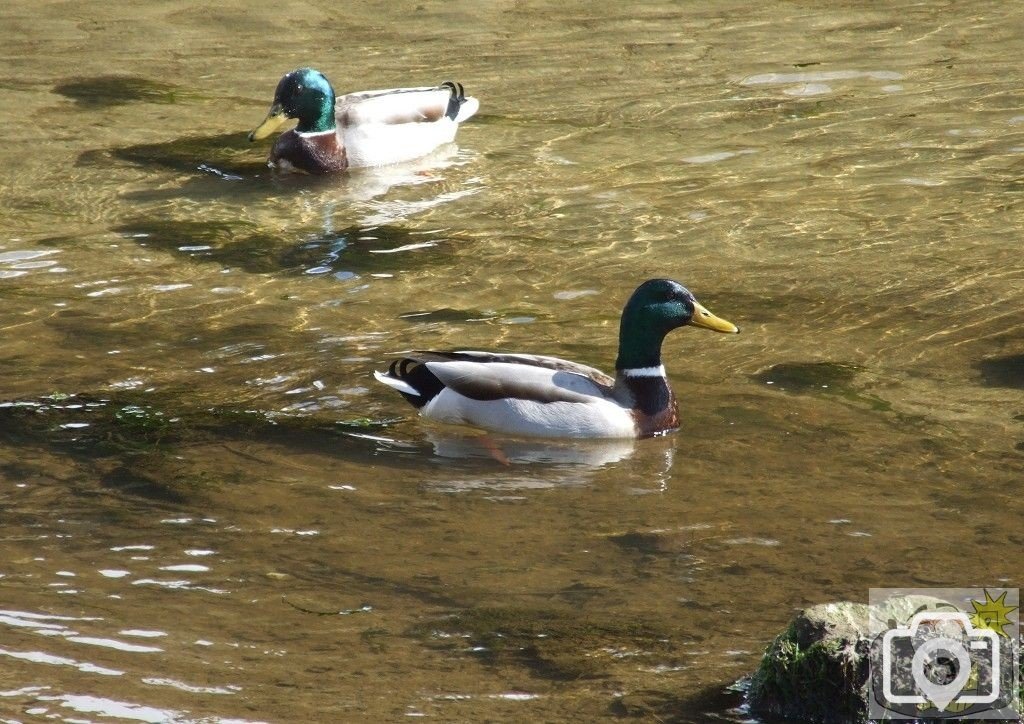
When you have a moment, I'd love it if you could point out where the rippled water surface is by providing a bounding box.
[2,1,1022,721]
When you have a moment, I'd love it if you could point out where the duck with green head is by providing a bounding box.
[374,279,739,439]
[249,68,479,174]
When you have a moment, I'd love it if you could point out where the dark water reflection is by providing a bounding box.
[977,354,1024,389]
[77,132,266,178]
[114,220,453,276]
[54,75,188,108]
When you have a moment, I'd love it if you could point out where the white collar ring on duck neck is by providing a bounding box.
[621,365,666,378]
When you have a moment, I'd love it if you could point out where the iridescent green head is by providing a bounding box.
[248,68,337,141]
[615,279,738,370]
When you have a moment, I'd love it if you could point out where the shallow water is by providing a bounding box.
[1,1,1022,721]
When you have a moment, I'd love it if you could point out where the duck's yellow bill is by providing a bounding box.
[690,301,739,334]
[248,103,289,142]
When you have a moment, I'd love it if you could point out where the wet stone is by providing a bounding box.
[746,601,873,723]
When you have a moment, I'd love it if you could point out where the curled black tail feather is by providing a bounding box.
[388,358,445,409]
[440,80,468,120]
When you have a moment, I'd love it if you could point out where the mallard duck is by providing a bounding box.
[248,67,479,174]
[374,279,739,439]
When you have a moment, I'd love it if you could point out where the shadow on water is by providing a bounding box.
[53,75,188,107]
[113,220,455,276]
[0,392,414,504]
[408,602,745,721]
[76,127,478,213]
[0,392,405,460]
[412,604,672,681]
[750,362,860,394]
[751,362,899,414]
[976,353,1024,389]
[76,129,473,198]
[609,685,747,722]
[60,76,270,178]
[78,131,268,178]
[0,391,639,502]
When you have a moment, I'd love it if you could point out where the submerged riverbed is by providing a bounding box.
[1,1,1022,720]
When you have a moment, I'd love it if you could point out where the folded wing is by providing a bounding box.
[338,84,477,127]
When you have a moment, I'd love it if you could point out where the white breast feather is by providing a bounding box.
[423,392,636,439]
[344,120,459,167]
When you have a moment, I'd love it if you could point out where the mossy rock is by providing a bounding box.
[748,602,870,723]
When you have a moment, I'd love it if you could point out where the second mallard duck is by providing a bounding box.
[248,68,479,174]
[374,279,739,439]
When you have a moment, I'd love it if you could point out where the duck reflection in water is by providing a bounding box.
[420,429,676,493]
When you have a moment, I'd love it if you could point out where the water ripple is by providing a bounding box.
[740,69,903,85]
[65,636,162,653]
[0,647,123,676]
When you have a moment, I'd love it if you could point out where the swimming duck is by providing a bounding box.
[374,279,739,439]
[248,68,479,174]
